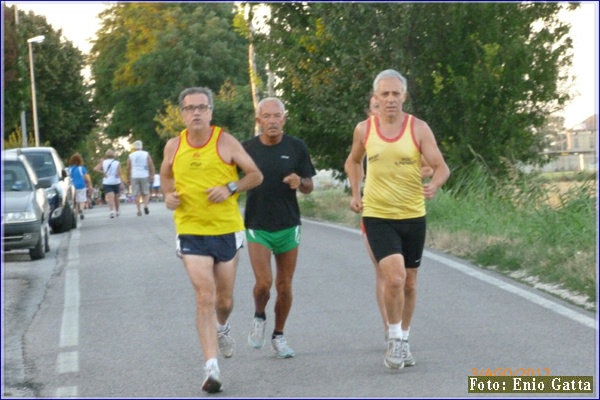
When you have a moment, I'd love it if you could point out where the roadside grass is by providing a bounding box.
[298,166,597,311]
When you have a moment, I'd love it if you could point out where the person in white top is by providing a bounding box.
[126,140,155,216]
[94,149,123,218]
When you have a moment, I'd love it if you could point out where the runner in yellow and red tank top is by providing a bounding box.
[345,70,450,370]
[160,87,262,393]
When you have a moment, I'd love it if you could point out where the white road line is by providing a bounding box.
[423,250,596,329]
[57,228,81,396]
[304,219,596,329]
[59,270,80,347]
[55,386,77,397]
[57,351,79,373]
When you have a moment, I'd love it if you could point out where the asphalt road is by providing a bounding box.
[2,202,597,397]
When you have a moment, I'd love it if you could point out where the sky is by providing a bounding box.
[9,1,598,129]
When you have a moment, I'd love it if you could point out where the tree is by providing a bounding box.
[3,4,96,159]
[254,3,577,176]
[89,3,252,162]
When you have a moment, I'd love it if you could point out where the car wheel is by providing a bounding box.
[61,202,73,232]
[71,204,78,229]
[44,222,50,253]
[30,224,46,260]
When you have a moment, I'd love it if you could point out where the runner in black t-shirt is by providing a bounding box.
[242,97,316,359]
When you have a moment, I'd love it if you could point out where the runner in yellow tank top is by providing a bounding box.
[160,87,262,393]
[345,70,450,371]
[173,125,244,235]
[362,113,425,220]
[361,93,434,347]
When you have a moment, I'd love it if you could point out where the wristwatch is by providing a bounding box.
[226,181,238,195]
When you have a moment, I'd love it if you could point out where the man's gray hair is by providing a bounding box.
[373,69,408,93]
[133,140,143,150]
[178,87,214,109]
[257,97,286,116]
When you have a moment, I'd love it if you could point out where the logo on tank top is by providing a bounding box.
[394,158,415,166]
[368,154,380,164]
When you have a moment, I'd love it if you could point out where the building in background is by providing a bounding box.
[541,114,597,172]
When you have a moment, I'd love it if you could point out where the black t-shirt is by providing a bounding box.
[243,134,316,231]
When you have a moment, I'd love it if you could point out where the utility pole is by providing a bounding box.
[14,6,28,147]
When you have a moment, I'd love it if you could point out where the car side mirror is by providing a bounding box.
[61,169,68,180]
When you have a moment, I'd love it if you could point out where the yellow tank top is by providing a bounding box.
[362,114,425,219]
[172,126,244,235]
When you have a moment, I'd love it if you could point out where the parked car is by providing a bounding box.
[5,147,77,233]
[2,150,51,260]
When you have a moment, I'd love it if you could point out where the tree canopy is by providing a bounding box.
[254,2,577,176]
[89,3,254,161]
[5,3,578,180]
[3,4,96,159]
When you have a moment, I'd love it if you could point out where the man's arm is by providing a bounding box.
[420,156,433,179]
[416,119,450,199]
[147,155,156,183]
[160,137,180,210]
[205,132,263,203]
[228,134,263,193]
[126,157,132,184]
[344,121,367,213]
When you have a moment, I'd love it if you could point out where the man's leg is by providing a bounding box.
[380,254,406,369]
[248,242,273,315]
[400,267,418,366]
[273,247,298,333]
[270,247,298,359]
[402,268,418,330]
[183,254,219,361]
[143,180,151,213]
[247,241,272,349]
[214,253,240,327]
[380,254,406,326]
[183,254,223,392]
[364,235,387,336]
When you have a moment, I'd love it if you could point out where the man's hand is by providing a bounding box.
[165,191,181,210]
[283,173,302,190]
[349,196,363,214]
[206,186,231,203]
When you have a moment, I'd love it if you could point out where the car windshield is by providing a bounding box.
[3,161,33,192]
[23,152,57,178]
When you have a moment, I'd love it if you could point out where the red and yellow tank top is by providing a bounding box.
[172,126,243,235]
[362,114,425,220]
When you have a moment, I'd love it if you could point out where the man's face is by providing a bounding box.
[180,93,212,130]
[375,77,406,117]
[257,100,286,138]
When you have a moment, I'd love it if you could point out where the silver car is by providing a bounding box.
[2,151,51,260]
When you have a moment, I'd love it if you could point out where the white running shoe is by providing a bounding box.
[384,339,404,369]
[401,339,415,366]
[201,363,222,393]
[271,335,295,359]
[217,323,235,358]
[248,318,267,349]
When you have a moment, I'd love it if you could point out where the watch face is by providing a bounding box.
[228,182,237,193]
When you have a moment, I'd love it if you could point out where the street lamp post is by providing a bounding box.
[27,35,45,147]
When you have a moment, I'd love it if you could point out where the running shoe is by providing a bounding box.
[271,335,295,359]
[248,317,267,349]
[201,363,222,393]
[384,339,404,369]
[401,339,415,366]
[218,323,235,358]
